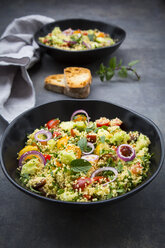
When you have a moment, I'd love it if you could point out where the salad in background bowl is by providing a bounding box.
[34,19,126,63]
[39,27,116,51]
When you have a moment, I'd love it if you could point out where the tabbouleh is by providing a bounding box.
[17,112,151,202]
[39,27,115,51]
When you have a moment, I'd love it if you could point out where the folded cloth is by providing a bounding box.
[0,15,54,123]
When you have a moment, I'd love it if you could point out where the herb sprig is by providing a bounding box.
[97,57,140,82]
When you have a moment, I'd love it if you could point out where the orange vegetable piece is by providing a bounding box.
[73,29,81,34]
[97,32,105,37]
[56,161,62,167]
[57,136,69,149]
[131,162,143,175]
[73,114,87,122]
[66,144,81,159]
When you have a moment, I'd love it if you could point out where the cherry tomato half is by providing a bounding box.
[87,134,97,143]
[44,154,51,161]
[92,176,108,183]
[46,119,60,129]
[53,131,62,138]
[131,162,143,175]
[96,117,110,127]
[73,177,92,191]
[110,118,122,126]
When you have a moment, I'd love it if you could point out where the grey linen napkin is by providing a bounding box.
[0,15,54,123]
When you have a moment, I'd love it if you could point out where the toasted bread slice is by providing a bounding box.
[64,83,90,99]
[64,67,92,88]
[45,74,65,94]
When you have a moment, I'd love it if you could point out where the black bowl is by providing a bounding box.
[34,18,126,63]
[0,100,164,206]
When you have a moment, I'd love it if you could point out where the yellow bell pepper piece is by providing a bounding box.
[95,143,109,155]
[18,145,38,159]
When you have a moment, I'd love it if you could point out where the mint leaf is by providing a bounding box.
[100,63,105,72]
[88,33,95,41]
[109,57,116,70]
[78,137,87,151]
[118,59,122,67]
[100,74,105,82]
[106,69,114,81]
[100,135,105,143]
[97,57,140,82]
[70,159,92,172]
[128,60,139,67]
[118,66,128,78]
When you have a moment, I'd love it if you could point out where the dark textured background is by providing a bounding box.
[0,0,165,247]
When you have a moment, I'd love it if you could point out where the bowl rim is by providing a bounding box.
[1,99,164,205]
[34,18,126,54]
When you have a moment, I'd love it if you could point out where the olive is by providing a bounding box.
[33,178,46,189]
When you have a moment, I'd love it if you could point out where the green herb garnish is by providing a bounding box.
[78,137,88,152]
[100,135,105,143]
[86,123,95,132]
[117,161,123,173]
[57,189,65,194]
[88,33,95,41]
[127,170,132,177]
[70,159,92,173]
[77,140,92,153]
[29,185,41,194]
[97,57,140,82]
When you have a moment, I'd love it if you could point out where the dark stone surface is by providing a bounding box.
[0,0,165,247]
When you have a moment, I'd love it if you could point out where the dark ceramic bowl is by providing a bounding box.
[1,100,164,206]
[34,18,126,63]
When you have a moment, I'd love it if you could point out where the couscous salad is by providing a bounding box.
[39,27,115,51]
[17,110,151,202]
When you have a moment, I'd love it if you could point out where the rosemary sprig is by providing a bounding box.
[97,57,140,82]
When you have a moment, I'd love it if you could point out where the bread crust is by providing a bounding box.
[64,83,90,98]
[44,74,65,94]
[64,67,92,88]
[44,67,92,98]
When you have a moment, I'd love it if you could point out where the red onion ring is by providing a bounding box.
[19,150,46,168]
[91,167,118,186]
[62,28,74,36]
[117,144,135,162]
[70,109,90,123]
[34,130,52,143]
[82,41,91,49]
[63,40,77,45]
[82,142,94,155]
[81,154,99,163]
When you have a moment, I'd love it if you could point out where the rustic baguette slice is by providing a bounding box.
[64,67,92,88]
[44,74,65,94]
[64,83,90,99]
